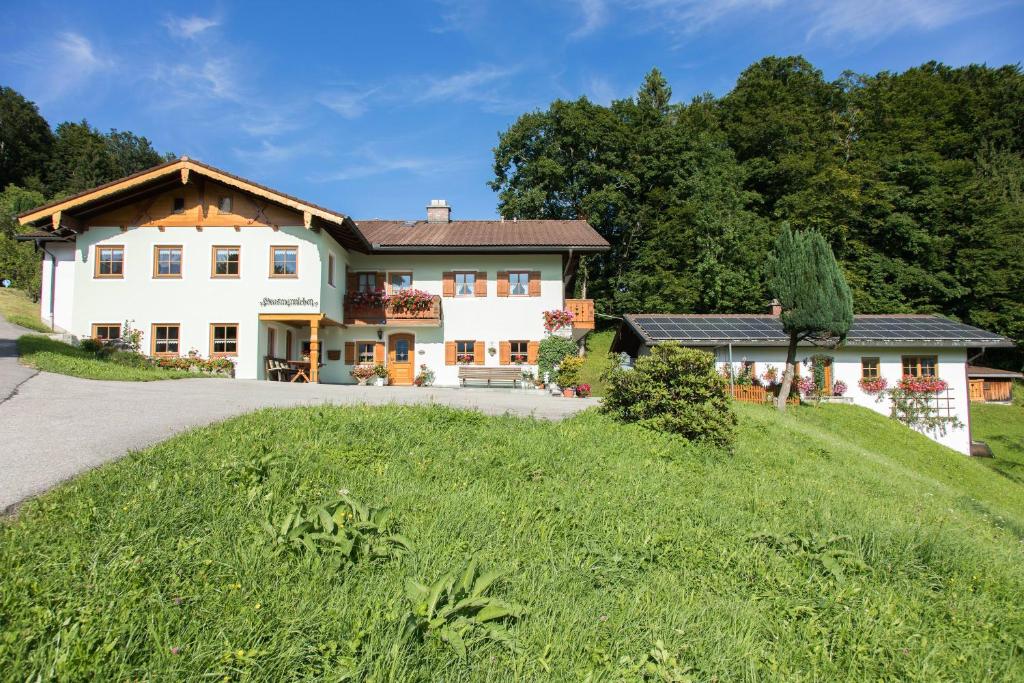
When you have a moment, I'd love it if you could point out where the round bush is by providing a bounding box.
[602,343,736,448]
[537,336,578,381]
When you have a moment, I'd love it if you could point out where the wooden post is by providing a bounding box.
[309,319,320,383]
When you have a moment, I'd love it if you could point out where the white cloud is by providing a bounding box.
[164,15,220,39]
[430,0,487,33]
[151,57,242,105]
[585,75,619,104]
[13,32,114,101]
[314,145,472,182]
[570,0,610,39]
[316,87,382,119]
[418,64,519,104]
[233,139,310,164]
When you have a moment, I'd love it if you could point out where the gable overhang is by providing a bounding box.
[17,157,371,253]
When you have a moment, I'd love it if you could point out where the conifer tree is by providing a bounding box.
[768,226,853,410]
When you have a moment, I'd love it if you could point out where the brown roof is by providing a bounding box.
[967,365,1023,379]
[354,219,609,251]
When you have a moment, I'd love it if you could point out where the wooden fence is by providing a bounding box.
[728,385,799,405]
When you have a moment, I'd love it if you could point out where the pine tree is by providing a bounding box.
[768,226,853,410]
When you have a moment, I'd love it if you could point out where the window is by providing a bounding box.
[151,324,180,356]
[267,327,276,357]
[210,324,238,357]
[510,340,529,364]
[212,246,240,277]
[91,323,120,341]
[389,272,412,292]
[508,271,529,296]
[902,355,937,378]
[328,254,336,287]
[861,357,880,380]
[394,338,410,362]
[456,340,475,364]
[270,246,297,277]
[357,342,375,364]
[217,196,232,213]
[357,272,377,292]
[95,246,124,278]
[172,197,185,213]
[153,245,182,278]
[455,272,476,297]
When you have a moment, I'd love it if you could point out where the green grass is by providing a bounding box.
[579,329,616,396]
[0,288,50,332]
[2,403,1022,680]
[972,403,1024,485]
[16,335,196,381]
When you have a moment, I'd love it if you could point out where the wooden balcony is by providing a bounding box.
[566,299,595,331]
[343,294,442,326]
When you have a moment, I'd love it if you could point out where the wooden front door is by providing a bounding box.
[823,360,833,395]
[388,333,415,385]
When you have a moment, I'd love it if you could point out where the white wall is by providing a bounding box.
[715,345,972,454]
[70,225,331,379]
[38,241,75,332]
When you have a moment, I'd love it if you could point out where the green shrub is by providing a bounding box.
[556,355,585,387]
[602,343,736,448]
[537,335,577,381]
[78,337,103,354]
[1013,380,1024,407]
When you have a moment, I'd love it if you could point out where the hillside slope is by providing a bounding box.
[1,402,1021,680]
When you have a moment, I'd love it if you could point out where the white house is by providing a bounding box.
[611,312,1015,455]
[18,158,608,386]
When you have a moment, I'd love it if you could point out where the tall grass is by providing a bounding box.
[0,288,50,332]
[1,403,1021,680]
[16,335,195,381]
[972,402,1024,485]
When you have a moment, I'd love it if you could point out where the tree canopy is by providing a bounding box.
[491,57,1024,363]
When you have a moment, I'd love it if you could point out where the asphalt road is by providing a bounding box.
[0,320,597,512]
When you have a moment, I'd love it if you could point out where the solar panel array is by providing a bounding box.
[629,315,1012,347]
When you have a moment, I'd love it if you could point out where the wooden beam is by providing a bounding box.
[310,319,320,383]
[180,166,190,185]
[197,177,207,223]
[303,211,313,229]
[51,210,82,232]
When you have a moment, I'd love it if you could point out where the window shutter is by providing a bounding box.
[499,341,511,365]
[496,271,509,297]
[527,341,539,364]
[445,341,456,365]
[346,270,357,293]
[474,271,487,297]
[344,342,355,364]
[474,341,485,365]
[374,341,385,363]
[442,272,455,297]
[528,271,541,297]
[374,272,385,292]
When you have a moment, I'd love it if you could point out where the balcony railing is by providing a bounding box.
[566,299,595,330]
[343,293,442,326]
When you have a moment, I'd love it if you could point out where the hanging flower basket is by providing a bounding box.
[542,309,575,333]
[384,288,434,314]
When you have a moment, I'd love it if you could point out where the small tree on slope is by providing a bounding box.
[768,226,853,411]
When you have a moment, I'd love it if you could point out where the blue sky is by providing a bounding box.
[2,1,1022,219]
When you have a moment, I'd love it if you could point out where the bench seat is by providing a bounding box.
[458,366,522,387]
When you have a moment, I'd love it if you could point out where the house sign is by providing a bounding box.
[259,296,319,307]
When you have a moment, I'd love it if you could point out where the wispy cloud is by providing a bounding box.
[314,145,472,182]
[569,0,610,39]
[418,64,521,106]
[164,15,220,39]
[151,57,242,105]
[430,0,487,33]
[233,139,312,164]
[316,87,382,119]
[9,32,115,101]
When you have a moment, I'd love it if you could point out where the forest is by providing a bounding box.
[491,56,1024,360]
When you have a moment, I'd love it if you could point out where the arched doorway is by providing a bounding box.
[388,333,414,385]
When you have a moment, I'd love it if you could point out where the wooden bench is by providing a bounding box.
[265,357,296,382]
[458,366,522,387]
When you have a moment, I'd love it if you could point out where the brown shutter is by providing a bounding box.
[496,271,509,297]
[374,272,385,292]
[474,341,485,365]
[442,272,455,297]
[527,341,539,364]
[374,342,385,363]
[445,341,456,365]
[346,270,357,293]
[528,271,541,297]
[499,341,511,365]
[474,271,487,297]
[344,342,355,364]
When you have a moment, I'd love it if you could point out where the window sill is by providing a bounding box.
[269,274,299,279]
[94,274,124,280]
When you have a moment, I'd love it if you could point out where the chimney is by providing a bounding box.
[769,299,782,316]
[426,199,451,223]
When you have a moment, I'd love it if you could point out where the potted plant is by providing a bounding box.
[372,363,389,386]
[832,380,848,397]
[556,356,584,397]
[414,364,435,387]
[576,383,592,398]
[350,364,375,386]
[542,308,575,334]
[858,377,888,394]
[520,369,536,390]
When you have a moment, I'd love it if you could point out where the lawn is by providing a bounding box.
[1,403,1022,680]
[972,402,1024,485]
[578,329,616,396]
[0,288,50,332]
[16,335,195,381]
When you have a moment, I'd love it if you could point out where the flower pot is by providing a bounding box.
[374,377,386,386]
[562,387,575,398]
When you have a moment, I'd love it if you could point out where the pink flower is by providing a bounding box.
[170,647,181,655]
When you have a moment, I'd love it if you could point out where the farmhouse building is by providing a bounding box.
[611,312,1015,455]
[18,158,607,386]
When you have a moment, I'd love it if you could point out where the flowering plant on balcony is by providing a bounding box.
[898,375,948,393]
[858,377,888,394]
[832,380,848,396]
[510,353,528,364]
[542,308,575,333]
[384,288,434,314]
[457,353,474,364]
[348,289,385,307]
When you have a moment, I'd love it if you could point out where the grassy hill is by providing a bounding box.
[2,403,1022,680]
[0,288,50,332]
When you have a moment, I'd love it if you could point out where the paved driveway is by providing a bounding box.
[0,320,597,512]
